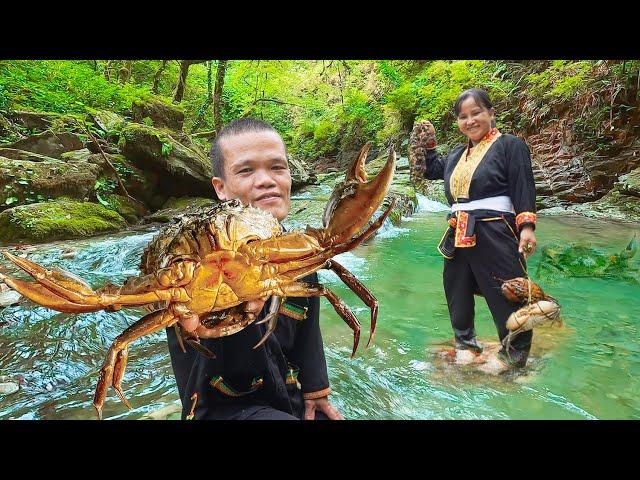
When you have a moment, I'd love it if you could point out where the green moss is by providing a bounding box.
[101,193,145,223]
[0,198,127,244]
[119,122,174,157]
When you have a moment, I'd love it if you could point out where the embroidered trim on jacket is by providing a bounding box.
[449,128,501,202]
[516,212,537,230]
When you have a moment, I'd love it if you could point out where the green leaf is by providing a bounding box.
[5,196,18,205]
[96,191,110,208]
[17,180,29,185]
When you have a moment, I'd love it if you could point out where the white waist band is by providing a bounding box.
[451,195,514,213]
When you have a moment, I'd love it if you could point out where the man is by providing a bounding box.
[166,117,344,420]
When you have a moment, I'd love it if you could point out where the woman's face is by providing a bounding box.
[456,97,495,145]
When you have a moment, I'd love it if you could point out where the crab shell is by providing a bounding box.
[500,277,549,304]
[506,300,561,332]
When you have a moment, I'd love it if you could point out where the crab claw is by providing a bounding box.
[0,250,103,313]
[314,143,396,246]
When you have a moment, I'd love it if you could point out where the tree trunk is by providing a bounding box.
[173,60,206,104]
[104,60,113,81]
[213,60,228,134]
[119,60,133,84]
[173,61,191,103]
[152,60,168,94]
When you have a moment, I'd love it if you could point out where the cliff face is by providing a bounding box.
[516,62,640,211]
[525,110,640,209]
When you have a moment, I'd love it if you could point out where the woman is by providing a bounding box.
[413,88,537,369]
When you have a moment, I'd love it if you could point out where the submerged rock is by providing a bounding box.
[536,236,639,283]
[0,381,19,395]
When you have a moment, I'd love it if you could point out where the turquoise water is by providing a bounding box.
[1,196,639,419]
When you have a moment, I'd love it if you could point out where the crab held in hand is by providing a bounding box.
[0,143,396,419]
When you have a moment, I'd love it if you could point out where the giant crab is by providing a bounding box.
[0,143,396,419]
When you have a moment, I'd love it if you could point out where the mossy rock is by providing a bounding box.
[60,148,93,163]
[0,156,101,211]
[1,131,84,159]
[118,123,212,197]
[0,199,127,244]
[99,193,146,224]
[86,153,159,207]
[131,98,184,132]
[161,196,216,210]
[0,148,59,163]
[93,110,127,136]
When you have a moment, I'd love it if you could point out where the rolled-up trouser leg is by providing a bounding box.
[443,252,482,352]
[469,219,532,367]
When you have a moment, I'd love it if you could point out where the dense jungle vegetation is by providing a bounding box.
[2,60,638,161]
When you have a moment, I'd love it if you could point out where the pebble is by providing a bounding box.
[454,349,478,365]
[61,248,78,259]
[0,288,22,307]
[0,379,20,395]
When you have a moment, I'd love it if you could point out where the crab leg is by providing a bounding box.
[253,296,283,349]
[0,273,103,313]
[325,259,378,348]
[1,251,193,311]
[276,281,361,358]
[94,308,179,420]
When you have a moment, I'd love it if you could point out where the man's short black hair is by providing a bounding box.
[210,117,283,178]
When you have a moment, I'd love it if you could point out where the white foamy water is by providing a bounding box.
[416,194,449,213]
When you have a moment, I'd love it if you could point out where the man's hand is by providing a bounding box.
[304,397,344,420]
[518,226,537,259]
[178,298,268,339]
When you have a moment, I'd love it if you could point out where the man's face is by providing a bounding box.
[211,130,292,221]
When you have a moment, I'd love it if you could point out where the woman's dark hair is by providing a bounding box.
[454,88,494,116]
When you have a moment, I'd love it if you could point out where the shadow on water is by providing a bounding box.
[1,194,639,419]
